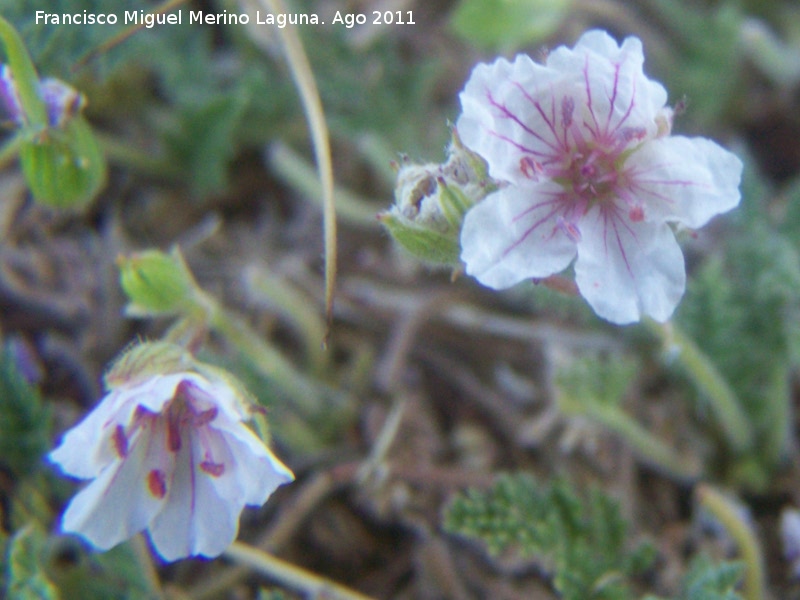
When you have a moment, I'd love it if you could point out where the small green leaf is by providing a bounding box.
[0,345,51,477]
[449,0,572,52]
[444,473,653,600]
[681,554,744,600]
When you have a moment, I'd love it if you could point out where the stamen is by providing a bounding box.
[192,407,218,427]
[112,425,128,458]
[520,156,541,180]
[556,216,582,243]
[147,469,167,499]
[200,461,225,477]
[629,205,644,222]
[561,96,575,128]
[167,416,182,452]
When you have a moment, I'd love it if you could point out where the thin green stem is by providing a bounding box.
[131,534,166,600]
[762,362,791,468]
[267,141,378,227]
[244,263,328,374]
[584,402,701,481]
[260,0,337,339]
[0,16,47,127]
[647,320,753,453]
[696,484,766,600]
[222,541,376,600]
[97,131,181,179]
[206,297,320,414]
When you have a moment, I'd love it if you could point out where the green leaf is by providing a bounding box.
[681,554,744,600]
[443,473,653,600]
[449,0,572,52]
[4,525,59,600]
[0,344,52,477]
[163,92,249,198]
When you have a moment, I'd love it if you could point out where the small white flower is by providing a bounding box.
[457,30,743,324]
[49,371,294,561]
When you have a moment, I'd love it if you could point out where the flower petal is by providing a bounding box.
[60,420,168,551]
[457,55,566,184]
[460,184,577,289]
[49,373,188,479]
[148,434,239,561]
[213,421,294,505]
[626,136,743,228]
[574,207,685,323]
[546,31,668,139]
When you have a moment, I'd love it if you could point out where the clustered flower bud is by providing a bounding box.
[380,131,497,266]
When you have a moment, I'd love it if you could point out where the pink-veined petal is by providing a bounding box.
[460,184,577,289]
[148,433,239,561]
[626,136,743,228]
[212,419,294,505]
[49,373,191,479]
[457,55,567,184]
[60,419,170,551]
[574,207,685,324]
[546,31,667,139]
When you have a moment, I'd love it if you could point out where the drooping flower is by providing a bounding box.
[457,30,743,323]
[49,343,294,562]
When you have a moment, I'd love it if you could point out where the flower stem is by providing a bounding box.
[207,298,320,414]
[243,262,329,374]
[696,484,766,600]
[583,401,701,481]
[647,320,753,453]
[223,541,376,600]
[258,0,337,340]
[267,141,378,228]
[131,534,165,599]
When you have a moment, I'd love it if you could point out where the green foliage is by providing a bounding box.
[51,543,156,600]
[443,473,655,600]
[0,345,52,477]
[556,355,637,413]
[677,156,800,479]
[449,0,571,52]
[644,0,744,129]
[4,525,59,600]
[680,554,744,600]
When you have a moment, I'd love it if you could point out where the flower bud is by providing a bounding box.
[0,17,106,209]
[19,112,106,209]
[118,248,199,316]
[380,131,496,266]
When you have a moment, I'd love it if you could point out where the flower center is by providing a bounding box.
[564,145,620,206]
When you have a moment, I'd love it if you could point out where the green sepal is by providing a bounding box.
[379,212,461,265]
[104,341,195,389]
[438,181,472,228]
[19,116,106,209]
[118,248,199,317]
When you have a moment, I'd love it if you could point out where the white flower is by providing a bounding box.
[49,371,294,561]
[457,30,743,324]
